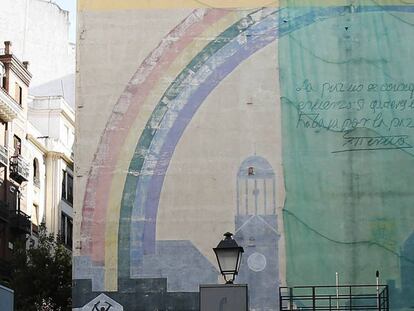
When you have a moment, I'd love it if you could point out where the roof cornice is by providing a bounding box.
[26,134,74,165]
[0,54,32,86]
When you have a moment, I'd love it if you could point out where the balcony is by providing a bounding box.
[9,209,31,235]
[10,155,29,183]
[0,144,8,166]
[0,87,22,122]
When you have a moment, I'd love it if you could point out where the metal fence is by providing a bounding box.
[279,285,389,311]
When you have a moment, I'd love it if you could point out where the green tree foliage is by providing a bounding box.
[10,225,71,311]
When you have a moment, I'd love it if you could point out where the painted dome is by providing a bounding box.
[237,155,275,179]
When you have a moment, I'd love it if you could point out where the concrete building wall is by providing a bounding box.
[28,95,75,145]
[28,96,74,237]
[0,31,74,284]
[26,123,47,227]
[75,1,414,310]
[0,0,75,106]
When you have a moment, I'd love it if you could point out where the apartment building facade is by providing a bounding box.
[0,41,74,284]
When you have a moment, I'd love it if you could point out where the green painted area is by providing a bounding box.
[279,4,414,309]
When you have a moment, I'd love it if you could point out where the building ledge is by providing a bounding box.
[0,87,22,121]
[0,53,32,87]
[26,133,74,165]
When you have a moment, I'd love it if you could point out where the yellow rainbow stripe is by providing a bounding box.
[78,0,278,10]
[78,0,411,11]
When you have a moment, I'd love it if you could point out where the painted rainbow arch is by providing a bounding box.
[79,4,414,290]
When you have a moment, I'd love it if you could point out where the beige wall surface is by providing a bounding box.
[157,41,284,265]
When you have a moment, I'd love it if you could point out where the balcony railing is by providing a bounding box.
[10,155,29,183]
[279,285,389,311]
[0,145,8,166]
[9,209,31,234]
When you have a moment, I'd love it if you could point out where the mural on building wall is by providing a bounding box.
[74,1,414,310]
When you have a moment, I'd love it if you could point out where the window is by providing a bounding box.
[13,135,21,156]
[32,204,39,225]
[60,213,73,249]
[33,158,39,187]
[0,121,6,147]
[14,83,22,105]
[248,166,255,176]
[32,204,39,235]
[0,122,7,166]
[8,186,20,211]
[62,170,73,205]
[0,167,5,202]
[0,63,4,89]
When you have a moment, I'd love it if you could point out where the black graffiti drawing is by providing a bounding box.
[92,300,113,311]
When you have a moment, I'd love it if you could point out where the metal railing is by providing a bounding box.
[279,285,389,311]
[9,209,31,234]
[9,155,29,182]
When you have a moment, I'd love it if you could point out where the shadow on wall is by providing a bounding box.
[135,240,219,292]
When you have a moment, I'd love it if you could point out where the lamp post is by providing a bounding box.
[213,232,244,284]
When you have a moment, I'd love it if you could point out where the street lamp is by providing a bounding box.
[213,232,244,284]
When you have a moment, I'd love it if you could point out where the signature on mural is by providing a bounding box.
[332,133,412,153]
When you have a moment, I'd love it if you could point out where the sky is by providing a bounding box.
[53,0,76,43]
